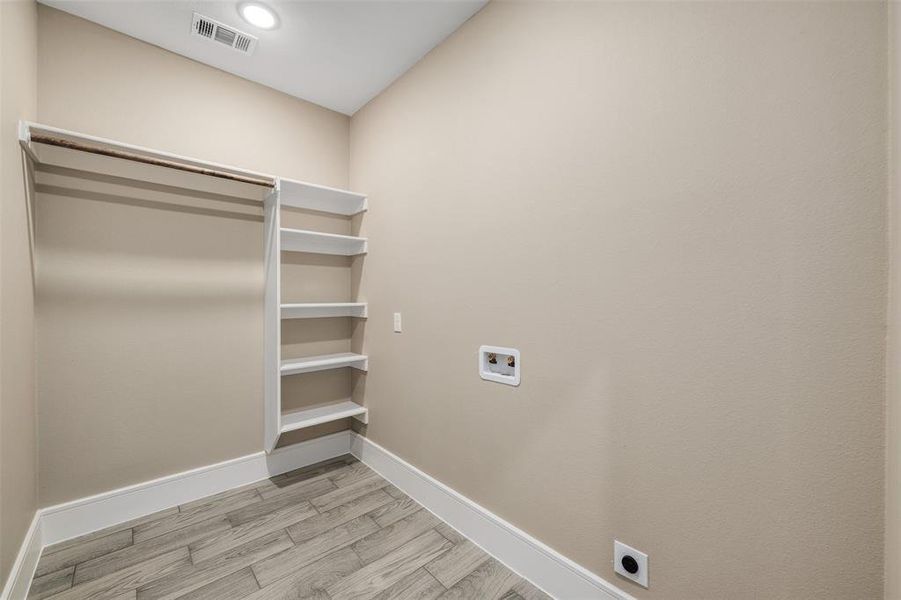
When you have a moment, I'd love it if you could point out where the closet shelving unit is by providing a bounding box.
[264,177,369,452]
[18,122,369,454]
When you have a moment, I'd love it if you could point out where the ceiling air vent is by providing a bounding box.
[191,13,257,55]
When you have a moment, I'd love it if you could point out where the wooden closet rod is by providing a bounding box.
[29,134,275,188]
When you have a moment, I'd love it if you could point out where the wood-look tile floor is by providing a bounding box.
[27,456,553,600]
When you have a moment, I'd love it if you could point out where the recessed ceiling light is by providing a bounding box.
[238,2,278,30]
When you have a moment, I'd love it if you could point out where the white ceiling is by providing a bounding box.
[39,0,486,115]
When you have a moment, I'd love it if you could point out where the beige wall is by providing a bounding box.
[350,2,887,599]
[0,0,38,587]
[35,6,351,506]
[888,5,900,600]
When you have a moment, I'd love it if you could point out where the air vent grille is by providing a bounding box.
[196,17,214,39]
[235,36,252,53]
[191,13,257,55]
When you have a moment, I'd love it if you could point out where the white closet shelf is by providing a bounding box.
[280,400,368,433]
[281,303,367,319]
[280,228,367,256]
[280,179,367,216]
[19,121,274,190]
[280,352,368,376]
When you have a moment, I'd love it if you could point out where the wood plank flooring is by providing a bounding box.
[28,456,553,600]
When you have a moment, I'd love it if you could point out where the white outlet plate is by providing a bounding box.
[614,540,648,588]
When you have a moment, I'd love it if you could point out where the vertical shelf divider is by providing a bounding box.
[263,181,282,453]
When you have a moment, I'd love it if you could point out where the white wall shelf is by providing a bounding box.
[265,178,369,452]
[263,174,369,451]
[280,352,369,377]
[18,121,274,193]
[280,179,368,215]
[281,303,368,319]
[280,228,367,256]
[280,401,368,433]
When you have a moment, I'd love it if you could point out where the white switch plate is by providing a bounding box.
[393,312,402,333]
[614,540,648,588]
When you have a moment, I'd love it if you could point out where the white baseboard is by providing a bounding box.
[1,430,352,600]
[4,429,635,600]
[41,430,353,546]
[0,513,42,600]
[350,432,636,600]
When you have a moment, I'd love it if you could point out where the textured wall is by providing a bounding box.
[35,6,352,507]
[887,5,900,600]
[350,2,888,598]
[0,0,38,588]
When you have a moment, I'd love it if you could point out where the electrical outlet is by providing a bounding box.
[393,312,402,333]
[614,540,648,588]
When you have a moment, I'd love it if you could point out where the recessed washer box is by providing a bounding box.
[479,345,520,386]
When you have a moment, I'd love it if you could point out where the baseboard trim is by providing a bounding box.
[2,430,352,599]
[5,430,635,600]
[42,430,353,546]
[0,513,42,600]
[350,432,636,600]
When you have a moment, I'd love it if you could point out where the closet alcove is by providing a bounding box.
[20,121,369,454]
